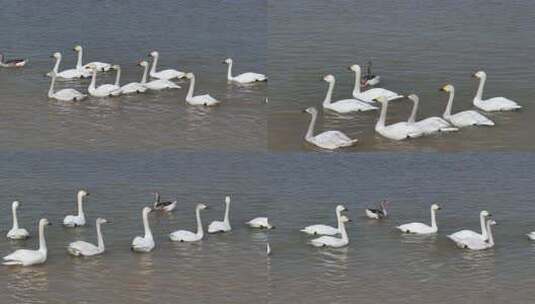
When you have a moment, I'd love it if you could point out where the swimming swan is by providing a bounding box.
[131,207,155,252]
[406,94,458,134]
[169,203,207,242]
[246,217,274,229]
[48,71,87,102]
[7,201,30,240]
[309,215,350,248]
[48,52,91,79]
[349,64,399,103]
[472,71,522,112]
[448,210,491,244]
[303,107,358,150]
[68,218,109,257]
[301,205,347,235]
[152,192,177,212]
[374,95,423,141]
[74,45,112,72]
[322,74,378,113]
[397,203,441,234]
[138,61,180,90]
[3,218,51,266]
[118,61,149,94]
[88,65,122,97]
[185,72,221,106]
[452,219,496,250]
[365,200,390,220]
[440,84,494,127]
[63,190,90,227]
[208,196,232,234]
[148,51,185,80]
[223,58,267,83]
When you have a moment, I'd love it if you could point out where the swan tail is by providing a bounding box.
[2,260,22,266]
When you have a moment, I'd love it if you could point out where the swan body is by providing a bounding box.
[309,215,350,248]
[453,219,496,250]
[7,201,30,240]
[365,200,390,220]
[350,64,399,103]
[73,45,111,72]
[301,205,347,236]
[3,219,51,266]
[406,94,458,134]
[119,62,148,94]
[397,203,441,234]
[131,207,155,252]
[303,107,358,150]
[185,72,221,106]
[322,74,378,113]
[48,72,87,102]
[440,84,494,127]
[68,218,108,256]
[48,52,91,79]
[448,210,491,244]
[527,232,535,240]
[0,53,27,68]
[169,203,207,242]
[137,61,180,90]
[149,51,185,80]
[374,96,424,141]
[208,196,232,234]
[63,190,90,227]
[246,217,273,229]
[152,192,177,212]
[88,65,122,97]
[472,71,522,112]
[223,58,267,83]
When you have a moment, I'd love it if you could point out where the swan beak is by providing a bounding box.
[471,73,476,78]
[439,87,445,92]
[347,219,352,222]
[86,193,90,196]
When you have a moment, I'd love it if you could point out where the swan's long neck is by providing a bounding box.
[408,98,419,123]
[480,214,488,240]
[336,210,343,231]
[340,221,348,243]
[11,204,19,230]
[150,55,158,74]
[114,67,121,86]
[226,61,233,80]
[77,195,85,221]
[52,56,61,73]
[195,207,204,238]
[430,209,438,231]
[186,76,195,100]
[352,69,362,95]
[141,64,148,84]
[96,221,105,250]
[376,100,389,129]
[322,80,335,107]
[89,69,97,91]
[443,88,455,118]
[474,75,486,101]
[486,220,494,246]
[223,201,230,226]
[38,221,47,253]
[76,49,83,69]
[143,210,152,240]
[305,111,317,140]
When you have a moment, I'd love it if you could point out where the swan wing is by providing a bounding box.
[450,111,494,127]
[169,230,198,242]
[3,249,44,266]
[301,224,338,235]
[63,215,82,227]
[448,230,484,241]
[397,222,433,233]
[234,72,267,83]
[355,88,399,102]
[120,82,147,94]
[153,69,185,80]
[208,221,228,233]
[68,241,100,256]
[329,99,378,113]
[83,62,111,72]
[57,69,83,79]
[480,97,522,112]
[313,131,357,149]
[7,228,30,239]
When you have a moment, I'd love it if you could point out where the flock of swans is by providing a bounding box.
[4,191,535,267]
[44,45,266,104]
[304,64,522,150]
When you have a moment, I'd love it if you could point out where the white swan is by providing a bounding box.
[374,96,424,141]
[301,205,347,235]
[169,203,207,242]
[406,94,458,134]
[63,190,90,227]
[472,71,522,112]
[152,192,177,212]
[309,215,350,248]
[208,196,232,234]
[131,207,155,252]
[118,61,149,94]
[48,72,87,102]
[365,200,390,220]
[447,210,491,243]
[223,58,267,83]
[185,72,221,106]
[246,217,274,229]
[74,45,112,72]
[3,218,51,266]
[7,201,30,240]
[440,84,494,127]
[88,65,122,97]
[453,219,496,250]
[350,64,399,103]
[322,74,378,113]
[397,203,441,234]
[149,51,185,80]
[303,107,358,150]
[138,61,180,90]
[47,52,91,79]
[68,218,108,256]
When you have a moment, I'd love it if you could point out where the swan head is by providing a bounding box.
[431,203,441,211]
[73,45,82,52]
[12,200,20,209]
[323,74,335,83]
[138,60,148,67]
[149,51,159,57]
[348,64,361,72]
[223,58,233,64]
[336,205,348,213]
[197,203,208,210]
[472,71,486,79]
[52,52,61,59]
[407,94,419,103]
[340,215,351,223]
[39,218,51,227]
[96,218,108,225]
[185,72,195,79]
[142,206,153,215]
[303,107,317,115]
[225,196,231,204]
[440,84,454,93]
[78,190,89,199]
[481,210,491,217]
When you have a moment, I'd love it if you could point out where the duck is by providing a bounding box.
[303,107,358,150]
[440,84,494,127]
[6,201,30,240]
[447,210,491,243]
[138,61,180,90]
[309,215,350,248]
[472,71,522,112]
[361,60,380,87]
[87,65,122,97]
[47,52,91,79]
[397,203,441,234]
[152,192,177,212]
[452,219,496,250]
[3,218,51,266]
[118,61,149,94]
[68,218,109,257]
[148,51,185,80]
[131,207,155,253]
[406,94,458,134]
[349,64,399,103]
[322,74,378,113]
[169,203,207,242]
[63,190,90,227]
[185,72,221,106]
[301,205,347,235]
[0,53,28,68]
[48,71,87,102]
[223,58,267,83]
[374,96,424,141]
[74,45,112,72]
[246,217,274,229]
[365,200,390,220]
[208,196,232,234]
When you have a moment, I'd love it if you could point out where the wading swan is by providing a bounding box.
[303,107,358,150]
[74,45,111,72]
[350,64,399,103]
[88,65,121,97]
[131,207,155,252]
[301,205,347,235]
[7,201,30,240]
[453,219,496,250]
[48,72,87,102]
[68,218,109,256]
[447,210,491,243]
[119,61,149,94]
[149,51,185,80]
[0,53,28,68]
[322,74,378,113]
[208,196,232,233]
[138,61,180,90]
[374,96,423,140]
[397,203,441,234]
[3,218,51,266]
[185,72,221,106]
[309,215,350,248]
[169,203,207,242]
[223,58,267,83]
[152,192,177,212]
[63,190,90,227]
[472,71,522,112]
[365,200,390,220]
[48,52,91,79]
[246,217,274,229]
[406,94,458,134]
[440,84,494,127]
